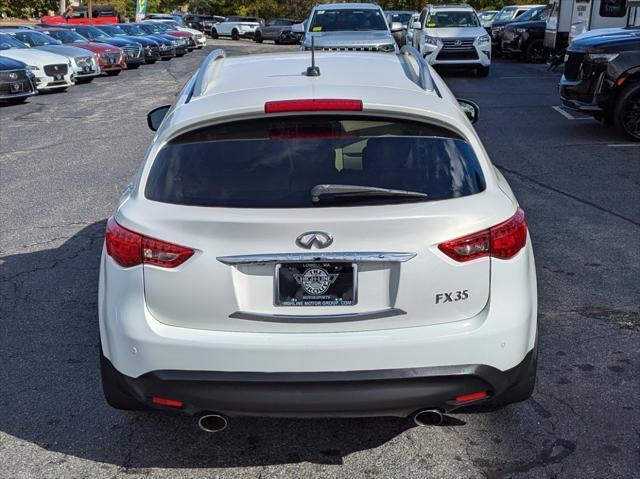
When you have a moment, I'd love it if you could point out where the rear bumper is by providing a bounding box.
[117,349,535,417]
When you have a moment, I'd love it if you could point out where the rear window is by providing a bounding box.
[145,117,486,208]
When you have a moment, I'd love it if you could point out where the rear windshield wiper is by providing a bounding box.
[311,184,428,204]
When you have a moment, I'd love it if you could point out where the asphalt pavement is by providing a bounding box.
[0,39,638,479]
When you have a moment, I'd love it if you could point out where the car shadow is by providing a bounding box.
[0,220,421,468]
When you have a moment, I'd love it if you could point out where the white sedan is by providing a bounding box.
[0,33,73,91]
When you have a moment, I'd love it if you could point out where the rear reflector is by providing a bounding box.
[152,396,183,408]
[455,391,488,404]
[265,99,363,113]
[105,217,194,268]
[438,208,527,262]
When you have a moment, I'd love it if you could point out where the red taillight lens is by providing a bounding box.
[455,391,488,404]
[152,396,183,408]
[438,208,527,262]
[264,99,363,113]
[105,217,194,268]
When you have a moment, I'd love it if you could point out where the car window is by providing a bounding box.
[48,30,86,43]
[495,8,516,21]
[13,31,59,46]
[426,11,480,28]
[310,8,388,32]
[0,34,27,49]
[145,117,486,208]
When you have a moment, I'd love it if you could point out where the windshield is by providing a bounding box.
[77,26,111,39]
[387,12,414,25]
[139,24,160,34]
[47,29,87,43]
[478,11,497,22]
[151,23,171,32]
[310,8,388,32]
[98,25,126,36]
[119,24,144,35]
[145,117,486,208]
[495,8,517,21]
[0,34,27,49]
[514,7,548,22]
[427,11,481,28]
[13,31,59,46]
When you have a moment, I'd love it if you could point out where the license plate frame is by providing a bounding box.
[275,262,357,307]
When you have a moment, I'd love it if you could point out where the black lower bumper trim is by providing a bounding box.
[119,350,536,418]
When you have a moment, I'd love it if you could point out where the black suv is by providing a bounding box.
[0,56,37,105]
[560,29,640,140]
[501,7,549,62]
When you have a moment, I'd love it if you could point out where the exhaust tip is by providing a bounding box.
[413,409,444,426]
[197,413,228,433]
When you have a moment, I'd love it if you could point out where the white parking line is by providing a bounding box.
[608,143,640,148]
[551,106,593,120]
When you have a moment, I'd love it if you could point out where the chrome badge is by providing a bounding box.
[294,267,338,295]
[8,72,18,80]
[295,231,333,249]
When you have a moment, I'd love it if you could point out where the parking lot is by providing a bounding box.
[1,39,638,479]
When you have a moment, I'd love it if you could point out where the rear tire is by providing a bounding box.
[100,347,148,410]
[254,32,263,43]
[476,65,490,77]
[613,81,640,141]
[210,28,218,39]
[231,29,239,41]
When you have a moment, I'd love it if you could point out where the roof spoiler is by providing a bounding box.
[399,45,438,95]
[190,48,226,99]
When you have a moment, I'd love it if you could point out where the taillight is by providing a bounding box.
[264,99,363,113]
[105,217,194,268]
[438,208,527,262]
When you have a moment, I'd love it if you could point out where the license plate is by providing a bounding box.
[275,262,357,306]
[11,82,23,93]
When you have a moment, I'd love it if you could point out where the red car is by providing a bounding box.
[37,27,126,76]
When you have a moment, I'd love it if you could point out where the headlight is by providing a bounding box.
[477,35,491,46]
[423,35,439,47]
[27,65,40,70]
[586,52,619,63]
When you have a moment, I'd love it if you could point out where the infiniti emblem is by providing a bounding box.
[295,231,333,249]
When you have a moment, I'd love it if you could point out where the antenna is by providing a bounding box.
[305,35,320,77]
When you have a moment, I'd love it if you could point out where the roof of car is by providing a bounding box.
[315,3,382,10]
[160,51,475,143]
[428,4,475,10]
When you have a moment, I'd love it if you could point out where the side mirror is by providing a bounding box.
[457,99,480,124]
[411,21,422,30]
[390,21,404,32]
[292,23,305,33]
[147,104,170,131]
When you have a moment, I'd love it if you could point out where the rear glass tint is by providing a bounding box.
[145,117,486,208]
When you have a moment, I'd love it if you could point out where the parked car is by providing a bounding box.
[405,12,420,46]
[384,10,417,46]
[143,21,196,51]
[118,23,176,61]
[99,47,538,429]
[4,28,99,83]
[300,3,397,52]
[254,18,303,44]
[36,27,126,76]
[490,5,545,52]
[67,25,145,69]
[411,4,491,76]
[0,56,37,104]
[560,30,640,140]
[0,33,73,91]
[203,16,225,37]
[137,22,189,57]
[146,13,184,26]
[501,6,550,62]
[479,10,499,30]
[184,14,218,32]
[209,16,262,40]
[148,19,207,48]
[94,24,161,64]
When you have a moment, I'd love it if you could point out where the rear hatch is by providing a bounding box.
[131,115,511,333]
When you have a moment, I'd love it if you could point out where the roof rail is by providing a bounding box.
[399,45,437,94]
[190,49,226,99]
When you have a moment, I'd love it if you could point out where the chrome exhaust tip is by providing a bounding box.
[197,413,228,433]
[413,409,444,426]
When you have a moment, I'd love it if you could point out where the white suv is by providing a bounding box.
[99,47,537,430]
[412,4,491,76]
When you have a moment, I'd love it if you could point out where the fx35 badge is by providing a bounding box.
[435,290,469,304]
